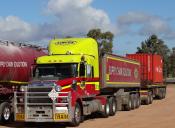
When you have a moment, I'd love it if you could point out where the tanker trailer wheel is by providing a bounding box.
[0,102,11,122]
[70,103,82,126]
[109,97,117,116]
[101,99,110,118]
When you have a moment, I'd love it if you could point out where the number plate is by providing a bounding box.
[16,113,24,121]
[54,113,69,120]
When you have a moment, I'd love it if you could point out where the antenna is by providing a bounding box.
[53,35,57,40]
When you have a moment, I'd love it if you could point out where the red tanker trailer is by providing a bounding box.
[0,40,46,122]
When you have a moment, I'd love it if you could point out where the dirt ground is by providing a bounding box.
[0,84,175,128]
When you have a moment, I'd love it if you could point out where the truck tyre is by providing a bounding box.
[131,94,136,109]
[0,102,11,123]
[109,97,117,116]
[145,93,150,105]
[159,88,163,99]
[149,92,153,104]
[101,99,110,118]
[136,93,140,108]
[124,95,132,111]
[70,103,82,126]
[163,88,166,99]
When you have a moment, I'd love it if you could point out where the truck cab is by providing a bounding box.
[14,38,102,126]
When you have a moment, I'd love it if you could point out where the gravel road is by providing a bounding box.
[0,85,174,128]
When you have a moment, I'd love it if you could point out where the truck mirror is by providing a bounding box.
[79,63,85,77]
[71,80,77,90]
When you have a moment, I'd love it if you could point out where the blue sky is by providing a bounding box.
[0,0,174,55]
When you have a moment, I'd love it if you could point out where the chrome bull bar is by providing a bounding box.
[14,86,73,122]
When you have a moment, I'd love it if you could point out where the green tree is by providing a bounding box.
[87,28,114,54]
[137,35,170,77]
[169,47,175,77]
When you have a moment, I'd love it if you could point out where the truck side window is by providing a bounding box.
[79,63,85,77]
[86,65,92,78]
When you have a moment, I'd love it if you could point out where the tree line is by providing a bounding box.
[86,28,175,78]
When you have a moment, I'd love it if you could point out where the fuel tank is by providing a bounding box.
[0,41,46,83]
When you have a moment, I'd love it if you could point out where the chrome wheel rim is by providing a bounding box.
[75,106,81,123]
[3,107,10,120]
[106,103,110,115]
[112,101,116,112]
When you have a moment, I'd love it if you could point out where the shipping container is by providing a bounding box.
[126,54,163,85]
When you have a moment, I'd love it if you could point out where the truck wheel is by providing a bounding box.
[163,88,166,99]
[124,95,132,111]
[109,97,117,116]
[145,93,150,105]
[70,103,82,126]
[159,88,163,99]
[131,94,136,109]
[136,93,140,108]
[0,102,11,122]
[149,92,153,104]
[101,99,110,118]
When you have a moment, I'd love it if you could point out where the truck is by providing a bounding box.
[0,40,46,122]
[14,38,141,126]
[126,54,166,104]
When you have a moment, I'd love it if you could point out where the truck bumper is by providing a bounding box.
[15,106,72,122]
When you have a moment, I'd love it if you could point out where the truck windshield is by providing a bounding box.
[33,63,77,80]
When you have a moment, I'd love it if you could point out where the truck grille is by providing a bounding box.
[27,86,53,104]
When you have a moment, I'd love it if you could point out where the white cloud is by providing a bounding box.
[0,16,37,41]
[45,0,112,36]
[117,12,174,38]
[1,2,175,43]
[0,0,114,42]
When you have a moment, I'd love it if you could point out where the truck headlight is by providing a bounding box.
[54,84,62,92]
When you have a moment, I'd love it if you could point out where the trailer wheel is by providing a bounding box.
[101,99,110,118]
[0,102,11,122]
[131,94,137,109]
[135,93,140,108]
[159,88,164,99]
[149,91,153,104]
[109,97,117,116]
[70,103,82,126]
[145,93,150,105]
[163,88,166,99]
[124,95,132,111]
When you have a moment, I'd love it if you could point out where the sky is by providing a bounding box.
[0,0,175,55]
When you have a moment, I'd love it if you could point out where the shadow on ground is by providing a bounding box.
[0,113,104,128]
